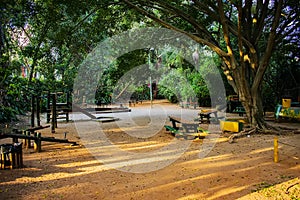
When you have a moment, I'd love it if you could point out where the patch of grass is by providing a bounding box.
[279,174,294,180]
[252,181,274,193]
[252,178,300,199]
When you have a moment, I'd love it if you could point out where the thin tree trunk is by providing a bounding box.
[114,80,133,100]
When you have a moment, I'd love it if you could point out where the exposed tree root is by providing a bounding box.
[265,121,298,129]
[228,128,257,143]
[228,122,299,143]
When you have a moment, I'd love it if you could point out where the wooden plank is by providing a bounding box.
[0,133,77,145]
[72,104,97,119]
[164,125,179,135]
[169,116,198,125]
[199,109,217,114]
[26,125,50,132]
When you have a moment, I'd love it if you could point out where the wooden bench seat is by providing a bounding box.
[164,125,179,136]
[233,106,246,116]
[166,116,209,139]
[196,109,219,123]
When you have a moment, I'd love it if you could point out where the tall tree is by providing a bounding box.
[0,0,32,116]
[120,0,300,128]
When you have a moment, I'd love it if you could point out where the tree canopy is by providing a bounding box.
[120,0,300,127]
[0,0,299,126]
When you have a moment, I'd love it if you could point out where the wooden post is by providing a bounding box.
[66,111,69,122]
[51,93,57,133]
[26,131,32,149]
[34,132,41,152]
[34,132,37,151]
[0,146,4,169]
[171,120,177,130]
[9,151,14,169]
[31,95,35,127]
[36,95,41,127]
[15,143,23,168]
[66,92,70,122]
[19,143,23,168]
[13,137,18,143]
[274,136,279,163]
[47,91,51,123]
[26,131,32,148]
[64,132,67,139]
[54,94,57,128]
[22,130,27,148]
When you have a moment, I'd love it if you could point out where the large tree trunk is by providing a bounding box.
[232,65,265,128]
[241,89,265,128]
[121,0,286,130]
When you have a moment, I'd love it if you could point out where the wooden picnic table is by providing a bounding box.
[233,106,246,116]
[168,116,199,133]
[198,109,218,123]
[165,116,208,139]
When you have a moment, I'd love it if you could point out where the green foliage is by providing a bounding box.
[0,76,30,122]
[262,40,300,110]
[1,0,299,122]
[131,85,150,101]
[0,74,73,122]
[0,106,18,122]
[158,86,178,103]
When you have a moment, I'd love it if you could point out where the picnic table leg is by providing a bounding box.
[212,111,218,122]
[171,120,177,129]
[214,112,218,119]
[199,115,204,123]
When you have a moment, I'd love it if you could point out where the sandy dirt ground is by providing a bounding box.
[0,100,299,200]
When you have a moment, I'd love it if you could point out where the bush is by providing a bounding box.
[0,106,18,122]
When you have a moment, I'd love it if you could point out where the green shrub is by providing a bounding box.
[0,106,18,122]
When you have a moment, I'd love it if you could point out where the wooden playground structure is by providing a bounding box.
[46,92,71,133]
[0,91,76,169]
[0,128,77,169]
[0,90,131,169]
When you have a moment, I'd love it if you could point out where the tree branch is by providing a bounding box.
[121,0,228,57]
[155,0,218,45]
[251,0,283,93]
[216,0,236,68]
[254,0,270,45]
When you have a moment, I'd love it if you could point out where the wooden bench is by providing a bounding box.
[197,109,219,123]
[0,143,23,169]
[128,99,143,107]
[166,116,208,139]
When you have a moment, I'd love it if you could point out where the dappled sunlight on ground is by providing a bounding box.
[0,101,299,199]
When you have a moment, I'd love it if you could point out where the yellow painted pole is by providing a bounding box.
[274,136,279,163]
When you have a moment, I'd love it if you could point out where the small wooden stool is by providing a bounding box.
[0,143,23,169]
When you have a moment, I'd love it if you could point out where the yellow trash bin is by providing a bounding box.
[282,98,291,108]
[220,120,243,132]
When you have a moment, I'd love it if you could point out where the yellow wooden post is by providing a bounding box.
[274,136,279,163]
[33,132,41,153]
